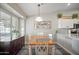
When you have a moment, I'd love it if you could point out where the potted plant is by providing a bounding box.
[12,30,19,37]
[72,13,78,19]
[57,13,63,18]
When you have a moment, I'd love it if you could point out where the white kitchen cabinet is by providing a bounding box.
[64,36,72,52]
[72,37,79,54]
[58,19,78,28]
[57,34,66,47]
[57,34,72,53]
[73,19,79,24]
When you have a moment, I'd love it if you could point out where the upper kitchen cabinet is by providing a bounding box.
[73,19,79,24]
[58,19,73,28]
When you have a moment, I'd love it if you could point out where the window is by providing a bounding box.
[0,11,11,41]
[20,19,24,36]
[12,16,19,40]
[0,9,25,41]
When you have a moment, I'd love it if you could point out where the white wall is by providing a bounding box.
[61,10,79,16]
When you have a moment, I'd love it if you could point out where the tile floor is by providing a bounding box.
[17,44,71,55]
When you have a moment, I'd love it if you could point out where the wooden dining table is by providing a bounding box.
[28,35,56,55]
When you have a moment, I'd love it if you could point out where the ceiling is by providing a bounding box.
[12,3,79,16]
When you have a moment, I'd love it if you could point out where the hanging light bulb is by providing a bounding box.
[35,16,43,21]
[35,4,43,22]
[67,3,71,6]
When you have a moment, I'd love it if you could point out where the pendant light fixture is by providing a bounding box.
[35,4,43,21]
[67,3,71,6]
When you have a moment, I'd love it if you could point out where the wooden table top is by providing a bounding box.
[29,40,56,45]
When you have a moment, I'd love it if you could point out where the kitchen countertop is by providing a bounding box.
[57,33,79,55]
[0,36,19,42]
[57,33,79,39]
[71,34,79,38]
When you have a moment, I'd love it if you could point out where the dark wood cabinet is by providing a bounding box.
[9,36,25,55]
[0,36,25,55]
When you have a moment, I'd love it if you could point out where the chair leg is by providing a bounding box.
[29,45,31,55]
[52,45,56,55]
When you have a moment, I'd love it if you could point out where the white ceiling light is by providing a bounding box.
[35,16,43,21]
[67,3,71,6]
[35,4,43,22]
